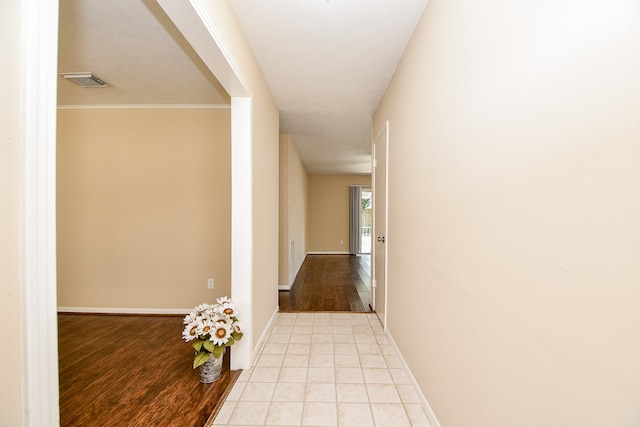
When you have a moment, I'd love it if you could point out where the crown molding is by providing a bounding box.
[56,104,230,110]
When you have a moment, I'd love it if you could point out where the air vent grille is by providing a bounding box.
[60,72,108,88]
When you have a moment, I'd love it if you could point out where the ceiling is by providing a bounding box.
[58,0,428,175]
[57,0,229,106]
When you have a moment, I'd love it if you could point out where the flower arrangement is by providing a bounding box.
[182,296,243,368]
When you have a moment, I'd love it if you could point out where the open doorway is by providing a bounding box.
[15,2,258,426]
[360,188,372,254]
[350,185,372,255]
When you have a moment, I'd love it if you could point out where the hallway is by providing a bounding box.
[279,255,372,312]
[212,255,431,427]
[210,257,431,426]
[210,312,431,426]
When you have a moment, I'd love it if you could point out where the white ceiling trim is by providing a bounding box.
[57,104,230,110]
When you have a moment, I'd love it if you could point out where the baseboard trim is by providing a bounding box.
[385,329,441,427]
[57,104,230,110]
[57,306,191,315]
[252,306,279,366]
[280,253,309,291]
[307,251,351,255]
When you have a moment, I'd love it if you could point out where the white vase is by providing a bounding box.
[199,353,223,383]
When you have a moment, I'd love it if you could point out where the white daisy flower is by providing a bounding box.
[183,298,243,366]
[210,321,232,345]
[218,301,237,318]
[199,311,214,323]
[183,312,197,325]
[232,321,243,334]
[216,296,232,305]
[195,303,213,315]
[196,317,215,337]
[211,313,229,324]
[182,320,199,342]
[195,315,204,324]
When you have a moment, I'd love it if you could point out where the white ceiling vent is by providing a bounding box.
[60,72,108,88]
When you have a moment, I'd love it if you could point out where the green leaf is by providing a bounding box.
[203,340,215,353]
[192,340,203,352]
[193,351,210,369]
[212,345,224,359]
[232,332,243,341]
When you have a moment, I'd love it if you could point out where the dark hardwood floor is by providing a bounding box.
[59,255,370,425]
[58,314,240,427]
[279,254,372,312]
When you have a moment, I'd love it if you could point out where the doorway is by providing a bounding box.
[349,185,372,255]
[17,1,258,424]
[372,121,388,328]
[360,188,372,254]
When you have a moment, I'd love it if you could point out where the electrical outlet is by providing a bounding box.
[208,278,214,289]
[340,240,344,245]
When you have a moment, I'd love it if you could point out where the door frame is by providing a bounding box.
[372,121,389,330]
[349,185,372,255]
[359,186,372,255]
[23,1,256,424]
[20,0,60,424]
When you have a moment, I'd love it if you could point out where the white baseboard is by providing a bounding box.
[280,252,308,291]
[307,251,351,255]
[251,306,279,366]
[61,304,280,370]
[57,306,191,315]
[385,329,441,427]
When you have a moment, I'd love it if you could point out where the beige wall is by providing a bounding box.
[0,0,23,423]
[57,108,231,309]
[251,91,280,346]
[198,0,280,348]
[308,175,371,253]
[279,135,308,287]
[373,1,640,426]
[279,136,288,285]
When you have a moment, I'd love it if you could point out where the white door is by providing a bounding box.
[372,121,388,328]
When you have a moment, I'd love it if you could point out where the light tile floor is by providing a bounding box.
[211,312,432,427]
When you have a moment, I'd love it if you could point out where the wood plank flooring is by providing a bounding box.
[58,314,240,427]
[279,254,372,312]
[59,256,370,425]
